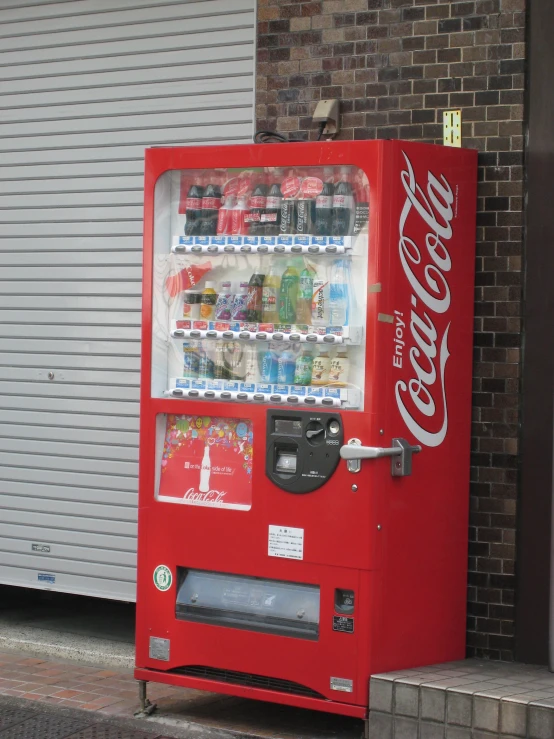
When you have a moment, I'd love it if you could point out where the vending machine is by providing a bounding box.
[135,141,477,720]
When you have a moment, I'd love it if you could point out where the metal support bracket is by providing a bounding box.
[134,679,157,718]
[340,438,422,477]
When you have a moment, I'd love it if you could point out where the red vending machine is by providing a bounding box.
[135,141,477,720]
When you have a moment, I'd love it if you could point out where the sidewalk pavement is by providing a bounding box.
[0,649,363,739]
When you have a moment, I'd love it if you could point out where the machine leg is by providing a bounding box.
[134,679,157,717]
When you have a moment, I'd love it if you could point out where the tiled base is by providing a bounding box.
[369,660,554,739]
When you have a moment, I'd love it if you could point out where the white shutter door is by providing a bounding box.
[0,0,255,600]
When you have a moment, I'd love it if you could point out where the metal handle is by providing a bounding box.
[340,438,422,476]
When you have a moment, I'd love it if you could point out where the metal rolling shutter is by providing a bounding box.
[0,0,255,600]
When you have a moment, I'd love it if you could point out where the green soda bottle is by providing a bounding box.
[278,260,300,323]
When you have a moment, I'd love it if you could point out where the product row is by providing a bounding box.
[177,165,369,238]
[181,342,351,388]
[172,256,353,327]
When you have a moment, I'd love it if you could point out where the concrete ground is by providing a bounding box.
[0,586,364,739]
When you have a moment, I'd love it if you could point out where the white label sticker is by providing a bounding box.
[268,525,304,560]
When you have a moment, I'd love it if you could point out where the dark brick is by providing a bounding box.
[258,34,279,49]
[269,47,291,62]
[333,13,355,27]
[301,3,322,17]
[488,75,514,91]
[354,98,377,111]
[438,18,463,33]
[500,59,525,75]
[464,16,488,30]
[356,12,379,25]
[279,4,302,18]
[268,20,290,34]
[378,67,400,82]
[438,48,462,62]
[299,31,323,45]
[412,110,436,123]
[403,36,426,51]
[402,7,425,21]
[438,78,462,92]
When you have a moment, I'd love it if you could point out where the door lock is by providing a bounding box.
[340,438,421,477]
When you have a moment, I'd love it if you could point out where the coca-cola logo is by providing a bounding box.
[183,487,226,505]
[281,176,301,198]
[394,152,455,448]
[300,177,323,197]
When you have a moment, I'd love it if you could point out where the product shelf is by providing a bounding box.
[166,379,360,409]
[170,321,363,346]
[171,234,353,255]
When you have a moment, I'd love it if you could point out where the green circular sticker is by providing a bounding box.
[153,565,172,592]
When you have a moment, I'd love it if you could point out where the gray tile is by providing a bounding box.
[393,716,419,739]
[446,692,472,727]
[445,728,470,739]
[473,696,499,732]
[368,710,392,739]
[531,697,554,709]
[528,704,554,739]
[403,675,452,687]
[451,681,504,695]
[476,684,534,700]
[421,687,446,722]
[422,677,484,690]
[419,720,444,739]
[472,732,499,739]
[395,684,419,718]
[500,699,527,737]
[370,678,393,713]
[504,690,554,704]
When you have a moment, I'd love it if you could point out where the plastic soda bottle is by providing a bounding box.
[277,349,296,384]
[278,261,300,323]
[263,169,283,235]
[296,265,314,325]
[311,269,330,326]
[332,166,355,236]
[231,282,249,321]
[294,350,314,385]
[261,348,279,383]
[200,281,218,320]
[214,281,234,320]
[184,175,204,236]
[314,167,335,236]
[246,273,265,322]
[262,261,281,324]
[329,259,350,326]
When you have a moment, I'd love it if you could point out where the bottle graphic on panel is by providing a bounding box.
[198,442,212,493]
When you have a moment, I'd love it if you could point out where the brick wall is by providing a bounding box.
[256,0,526,661]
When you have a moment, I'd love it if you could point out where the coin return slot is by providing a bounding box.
[274,444,298,476]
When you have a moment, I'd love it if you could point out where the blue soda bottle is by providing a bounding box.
[261,349,279,383]
[277,349,296,384]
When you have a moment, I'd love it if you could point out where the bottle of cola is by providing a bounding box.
[263,169,283,235]
[184,175,204,236]
[332,166,355,237]
[279,170,298,235]
[248,174,268,236]
[294,191,314,235]
[199,174,222,236]
[314,167,335,236]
